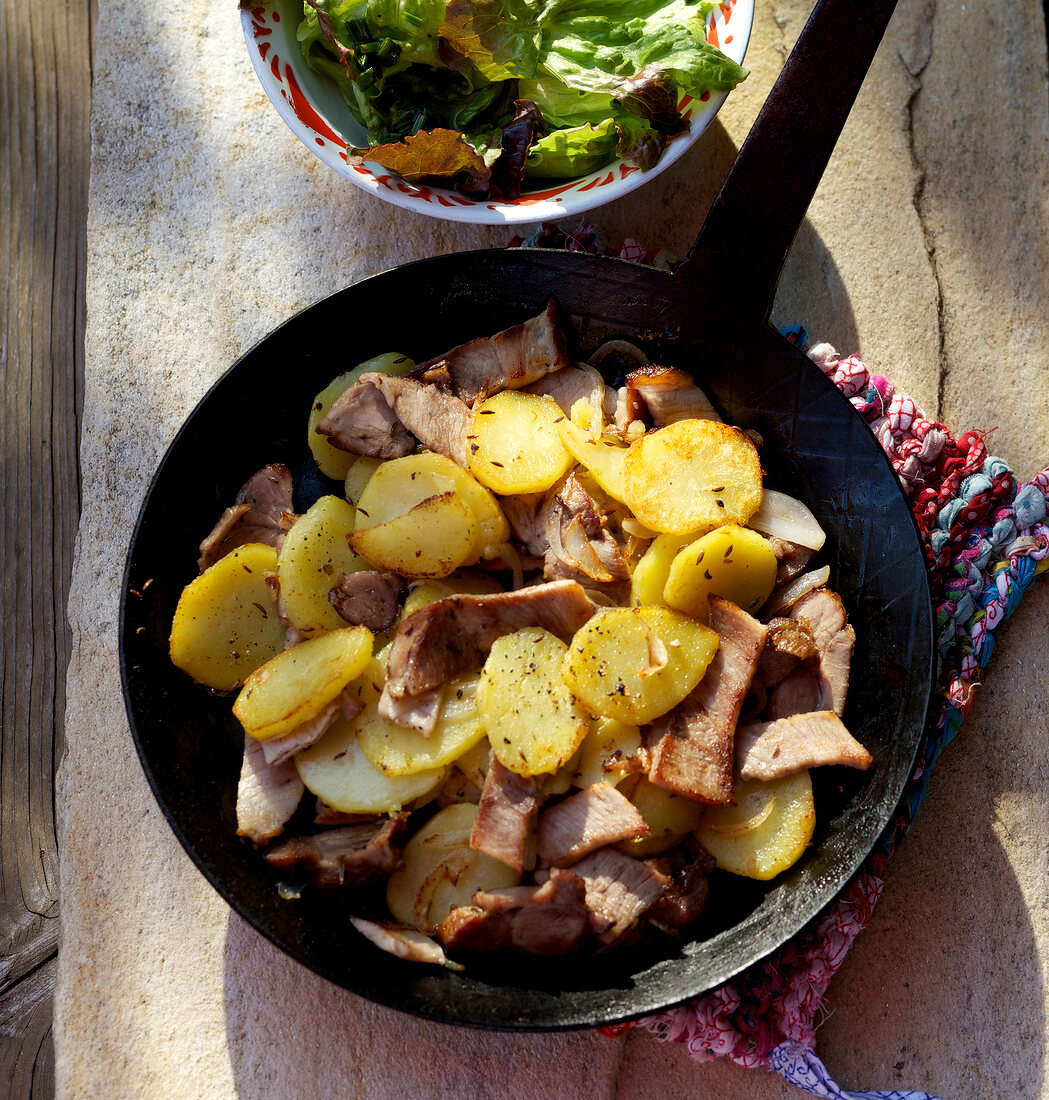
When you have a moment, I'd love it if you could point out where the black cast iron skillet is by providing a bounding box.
[121,0,934,1029]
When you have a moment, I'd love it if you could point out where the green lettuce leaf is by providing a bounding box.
[522,118,617,177]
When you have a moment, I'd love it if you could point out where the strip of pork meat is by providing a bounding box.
[566,847,669,945]
[535,783,650,867]
[735,710,873,782]
[787,588,855,716]
[381,579,596,707]
[648,598,768,804]
[328,569,405,633]
[350,917,453,967]
[768,535,817,586]
[411,299,570,404]
[236,733,305,844]
[436,871,595,955]
[198,463,296,572]
[259,691,364,767]
[624,365,722,428]
[470,758,539,873]
[316,373,472,466]
[263,813,408,889]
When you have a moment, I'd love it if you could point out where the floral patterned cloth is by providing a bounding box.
[512,225,1049,1097]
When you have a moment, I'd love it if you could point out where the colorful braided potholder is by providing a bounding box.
[510,225,1049,1100]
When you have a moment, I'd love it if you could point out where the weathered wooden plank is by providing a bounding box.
[0,0,92,1094]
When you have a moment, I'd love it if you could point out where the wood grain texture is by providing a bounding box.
[1,0,92,1095]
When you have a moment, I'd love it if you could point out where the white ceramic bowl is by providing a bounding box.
[241,0,754,225]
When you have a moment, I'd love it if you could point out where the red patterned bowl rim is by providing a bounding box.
[241,0,754,225]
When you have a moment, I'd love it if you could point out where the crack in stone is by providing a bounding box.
[900,2,949,418]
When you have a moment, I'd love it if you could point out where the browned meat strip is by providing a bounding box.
[198,463,295,571]
[644,844,716,930]
[470,758,539,872]
[382,579,595,701]
[536,783,649,867]
[258,692,358,767]
[236,734,304,844]
[736,710,873,781]
[543,473,629,592]
[569,847,668,944]
[350,917,452,966]
[412,300,570,403]
[329,570,405,633]
[522,364,605,418]
[315,376,416,458]
[436,871,593,955]
[788,588,855,716]
[648,598,767,805]
[624,365,721,427]
[498,491,550,557]
[376,686,441,736]
[766,666,822,719]
[262,814,408,889]
[768,536,817,586]
[755,617,819,689]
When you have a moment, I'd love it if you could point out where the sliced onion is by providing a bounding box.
[748,489,827,551]
[702,790,777,836]
[350,917,459,968]
[586,339,650,373]
[764,564,831,618]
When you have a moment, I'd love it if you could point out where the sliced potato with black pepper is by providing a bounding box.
[696,771,815,880]
[169,543,286,690]
[349,492,479,578]
[357,675,488,776]
[344,455,383,506]
[386,803,520,932]
[556,417,629,503]
[617,776,706,857]
[571,717,643,789]
[477,627,589,777]
[233,625,373,741]
[468,391,573,495]
[278,495,368,636]
[663,523,778,622]
[629,532,697,608]
[621,419,764,534]
[562,606,718,725]
[295,721,446,814]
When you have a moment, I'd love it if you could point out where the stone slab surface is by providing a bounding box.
[57,0,1049,1096]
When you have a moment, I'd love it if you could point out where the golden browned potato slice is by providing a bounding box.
[232,625,373,741]
[562,606,718,725]
[621,419,764,534]
[663,523,778,622]
[696,771,815,880]
[386,803,520,932]
[169,543,286,690]
[308,353,413,480]
[295,722,446,814]
[468,391,573,494]
[344,455,383,506]
[629,532,697,608]
[278,495,368,636]
[349,493,479,579]
[571,716,642,789]
[556,417,629,503]
[477,627,589,777]
[357,675,488,777]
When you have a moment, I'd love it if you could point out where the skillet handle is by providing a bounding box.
[675,0,898,321]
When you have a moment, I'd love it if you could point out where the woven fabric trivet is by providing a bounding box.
[510,224,1049,1099]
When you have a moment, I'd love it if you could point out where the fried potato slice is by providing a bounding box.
[571,716,643,789]
[357,675,488,777]
[663,523,778,622]
[695,771,815,880]
[556,418,629,503]
[278,495,368,636]
[169,543,286,690]
[621,419,763,534]
[468,391,573,495]
[478,627,589,777]
[629,531,697,608]
[349,492,479,578]
[233,625,373,741]
[617,776,706,857]
[344,455,383,506]
[295,720,446,813]
[562,606,718,725]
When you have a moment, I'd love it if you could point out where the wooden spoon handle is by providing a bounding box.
[676,0,899,321]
